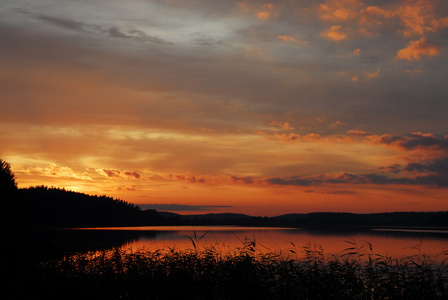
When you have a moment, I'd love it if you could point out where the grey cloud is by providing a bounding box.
[190,32,223,46]
[36,15,88,32]
[405,157,448,173]
[378,164,403,174]
[108,27,170,44]
[231,176,255,184]
[33,13,171,45]
[326,190,357,195]
[303,189,357,195]
[2,0,448,137]
[108,26,129,39]
[414,174,448,187]
[404,157,448,187]
[264,170,448,188]
[401,135,448,150]
[380,134,448,150]
[266,177,312,186]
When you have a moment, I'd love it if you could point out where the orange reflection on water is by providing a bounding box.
[78,226,448,260]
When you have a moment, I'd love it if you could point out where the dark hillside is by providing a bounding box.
[19,186,144,227]
[270,211,448,228]
[13,186,448,228]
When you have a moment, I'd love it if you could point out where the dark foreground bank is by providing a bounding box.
[5,240,448,300]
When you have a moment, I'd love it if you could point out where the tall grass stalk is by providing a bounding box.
[11,240,448,300]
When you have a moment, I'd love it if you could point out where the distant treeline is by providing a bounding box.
[12,186,448,228]
[173,211,448,228]
[268,211,448,228]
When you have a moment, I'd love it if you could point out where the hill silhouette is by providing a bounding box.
[11,186,448,228]
[18,186,183,227]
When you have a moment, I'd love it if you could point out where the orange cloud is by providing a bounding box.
[364,69,381,79]
[405,69,423,74]
[270,121,294,131]
[347,130,372,137]
[319,0,448,35]
[396,0,448,37]
[236,2,278,20]
[329,121,344,129]
[257,11,271,20]
[361,6,396,20]
[318,0,448,63]
[321,25,348,41]
[357,5,396,29]
[319,0,363,21]
[236,2,248,12]
[257,3,276,20]
[352,48,362,55]
[278,35,309,45]
[395,38,440,61]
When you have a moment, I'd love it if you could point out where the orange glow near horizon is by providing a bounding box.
[11,157,448,217]
[1,0,448,217]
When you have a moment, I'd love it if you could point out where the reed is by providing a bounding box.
[8,239,448,300]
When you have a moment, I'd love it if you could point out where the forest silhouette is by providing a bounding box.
[1,158,448,228]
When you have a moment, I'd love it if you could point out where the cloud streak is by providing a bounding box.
[1,0,448,215]
[138,204,232,212]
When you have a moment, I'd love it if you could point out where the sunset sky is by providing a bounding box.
[1,0,448,216]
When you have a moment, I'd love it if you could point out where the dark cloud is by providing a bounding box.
[231,176,255,184]
[108,26,129,39]
[303,189,357,195]
[118,185,137,191]
[266,177,312,186]
[401,135,448,150]
[264,169,448,188]
[138,204,232,212]
[374,134,448,186]
[124,171,141,179]
[346,130,373,137]
[405,157,448,187]
[167,174,206,183]
[379,134,448,150]
[103,169,141,179]
[36,15,88,32]
[405,157,448,173]
[190,32,223,46]
[103,169,121,178]
[108,27,170,44]
[33,13,171,45]
[378,164,403,174]
[326,190,357,195]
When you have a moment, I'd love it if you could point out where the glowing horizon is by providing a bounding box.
[2,0,448,216]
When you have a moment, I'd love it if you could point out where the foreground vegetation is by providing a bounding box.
[2,159,448,299]
[7,240,448,300]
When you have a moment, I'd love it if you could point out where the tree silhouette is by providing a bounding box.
[0,159,19,224]
[0,159,17,192]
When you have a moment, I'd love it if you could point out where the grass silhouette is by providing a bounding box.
[8,238,448,300]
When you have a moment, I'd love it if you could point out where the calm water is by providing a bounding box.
[70,226,448,260]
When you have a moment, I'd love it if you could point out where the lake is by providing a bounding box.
[66,226,448,260]
[9,225,448,300]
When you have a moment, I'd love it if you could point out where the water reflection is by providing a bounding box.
[68,226,448,260]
